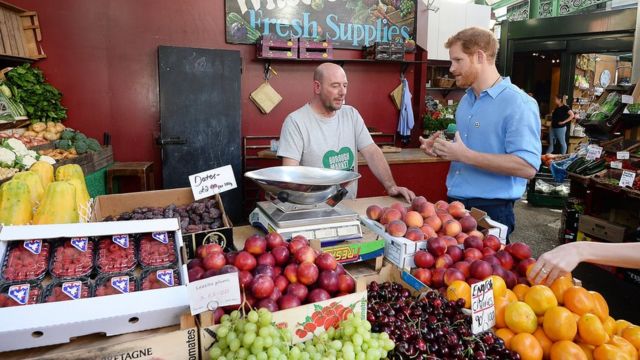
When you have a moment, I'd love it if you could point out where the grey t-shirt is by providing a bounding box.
[277,104,374,198]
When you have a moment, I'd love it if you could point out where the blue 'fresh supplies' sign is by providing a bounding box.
[225,0,417,49]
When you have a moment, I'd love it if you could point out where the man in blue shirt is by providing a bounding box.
[419,27,541,238]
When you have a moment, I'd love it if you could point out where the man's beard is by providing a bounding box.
[322,96,342,112]
[454,68,477,88]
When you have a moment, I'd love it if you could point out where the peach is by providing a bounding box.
[420,224,437,239]
[435,200,449,211]
[417,202,436,218]
[444,268,466,286]
[405,227,424,241]
[411,196,428,211]
[459,215,477,233]
[448,202,467,219]
[366,205,383,221]
[414,250,435,269]
[443,219,462,237]
[468,230,485,241]
[412,268,432,285]
[446,245,463,263]
[483,234,501,251]
[437,211,454,224]
[453,261,471,278]
[380,208,402,225]
[431,268,446,288]
[404,211,424,228]
[470,260,493,280]
[443,236,457,248]
[455,232,468,245]
[390,202,407,217]
[464,247,483,262]
[495,250,514,271]
[424,215,442,232]
[435,254,453,269]
[464,235,483,250]
[386,219,408,237]
[427,237,447,257]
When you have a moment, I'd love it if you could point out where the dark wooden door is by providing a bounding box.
[158,46,242,223]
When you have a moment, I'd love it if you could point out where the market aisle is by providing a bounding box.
[511,199,563,257]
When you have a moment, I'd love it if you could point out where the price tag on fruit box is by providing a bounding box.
[471,278,496,334]
[619,170,636,188]
[188,165,237,201]
[611,161,623,169]
[622,95,634,104]
[586,145,603,160]
[187,272,241,316]
[617,151,630,160]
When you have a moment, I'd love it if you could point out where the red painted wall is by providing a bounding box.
[12,0,428,189]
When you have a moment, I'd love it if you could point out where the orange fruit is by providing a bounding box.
[550,274,573,305]
[510,333,543,360]
[505,301,538,334]
[564,286,594,316]
[593,343,633,360]
[615,320,633,336]
[495,328,515,349]
[543,306,578,341]
[621,325,640,350]
[537,315,544,325]
[609,335,638,359]
[589,291,610,322]
[513,284,530,301]
[491,275,507,299]
[578,343,596,360]
[446,280,471,309]
[533,327,553,358]
[505,289,518,303]
[495,296,511,329]
[602,316,616,337]
[525,285,558,316]
[550,340,588,360]
[578,313,609,346]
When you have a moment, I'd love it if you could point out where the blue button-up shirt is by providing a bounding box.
[447,77,541,200]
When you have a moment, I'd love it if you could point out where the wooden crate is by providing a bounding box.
[90,145,114,171]
[0,2,45,59]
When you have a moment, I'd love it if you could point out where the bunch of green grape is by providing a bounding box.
[209,308,291,360]
[399,0,415,17]
[289,314,395,360]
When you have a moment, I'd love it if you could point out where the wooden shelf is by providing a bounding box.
[0,119,29,131]
[0,54,34,69]
[256,56,427,65]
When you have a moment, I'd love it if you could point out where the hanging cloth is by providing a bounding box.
[397,78,414,145]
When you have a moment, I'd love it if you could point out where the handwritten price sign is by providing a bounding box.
[471,278,496,334]
[188,165,237,201]
[186,272,241,315]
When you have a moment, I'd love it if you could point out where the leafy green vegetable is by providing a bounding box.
[60,129,75,141]
[87,138,101,152]
[5,64,67,123]
[55,139,73,150]
[74,140,88,154]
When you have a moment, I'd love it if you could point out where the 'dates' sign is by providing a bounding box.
[471,278,496,334]
[189,165,237,201]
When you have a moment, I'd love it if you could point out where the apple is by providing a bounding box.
[297,262,319,285]
[495,250,515,270]
[463,235,483,251]
[318,270,339,294]
[286,283,309,302]
[251,274,275,299]
[278,294,301,310]
[459,215,477,232]
[244,234,267,255]
[427,237,447,257]
[444,268,465,286]
[203,252,226,271]
[234,251,257,271]
[452,261,471,278]
[197,243,222,259]
[446,245,464,263]
[337,274,355,293]
[257,253,276,267]
[413,268,432,285]
[295,246,317,264]
[315,253,338,271]
[289,236,309,254]
[470,260,492,280]
[284,263,298,283]
[414,250,435,269]
[463,248,483,262]
[265,232,286,250]
[483,234,501,251]
[507,242,532,261]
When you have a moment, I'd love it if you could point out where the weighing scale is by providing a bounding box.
[245,166,363,244]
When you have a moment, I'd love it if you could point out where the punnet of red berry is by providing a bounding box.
[44,280,91,303]
[138,232,177,268]
[95,274,137,297]
[2,240,50,282]
[50,238,95,279]
[0,283,42,307]
[141,268,180,291]
[95,235,137,274]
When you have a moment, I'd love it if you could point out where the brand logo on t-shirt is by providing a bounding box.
[322,147,354,171]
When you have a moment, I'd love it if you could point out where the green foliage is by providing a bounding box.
[87,138,101,152]
[74,140,88,154]
[55,139,73,150]
[5,64,67,122]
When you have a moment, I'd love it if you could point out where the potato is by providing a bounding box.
[22,130,37,137]
[54,123,65,133]
[32,122,46,132]
[43,131,57,141]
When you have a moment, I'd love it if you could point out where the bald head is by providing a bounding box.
[314,63,346,83]
[311,63,348,114]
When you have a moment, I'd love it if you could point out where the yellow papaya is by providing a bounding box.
[0,180,33,225]
[33,181,78,224]
[29,161,54,188]
[12,171,44,204]
[55,164,89,202]
[66,178,90,221]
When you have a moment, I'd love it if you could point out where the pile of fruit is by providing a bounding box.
[0,231,181,307]
[367,281,517,359]
[102,198,225,234]
[188,233,356,317]
[208,307,393,360]
[491,274,640,359]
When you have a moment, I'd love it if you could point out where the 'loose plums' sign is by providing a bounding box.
[225,0,417,49]
[189,165,238,201]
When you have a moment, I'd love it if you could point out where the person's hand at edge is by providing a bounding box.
[386,185,415,203]
[528,242,581,285]
[419,131,442,157]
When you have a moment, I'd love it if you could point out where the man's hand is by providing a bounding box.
[386,185,415,203]
[419,131,441,157]
[432,131,471,162]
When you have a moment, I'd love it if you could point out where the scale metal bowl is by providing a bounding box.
[244,166,361,206]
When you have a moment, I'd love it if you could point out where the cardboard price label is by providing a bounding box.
[586,145,603,160]
[188,164,237,201]
[611,161,623,169]
[187,272,241,315]
[617,151,630,160]
[619,170,636,188]
[622,95,634,104]
[471,278,496,334]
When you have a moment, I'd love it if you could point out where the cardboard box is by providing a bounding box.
[578,215,628,243]
[309,237,384,266]
[0,219,190,352]
[198,291,367,355]
[2,314,198,360]
[93,187,234,258]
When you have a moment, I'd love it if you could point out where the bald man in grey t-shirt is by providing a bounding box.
[277,63,415,202]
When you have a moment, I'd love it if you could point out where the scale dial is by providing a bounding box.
[599,69,611,88]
